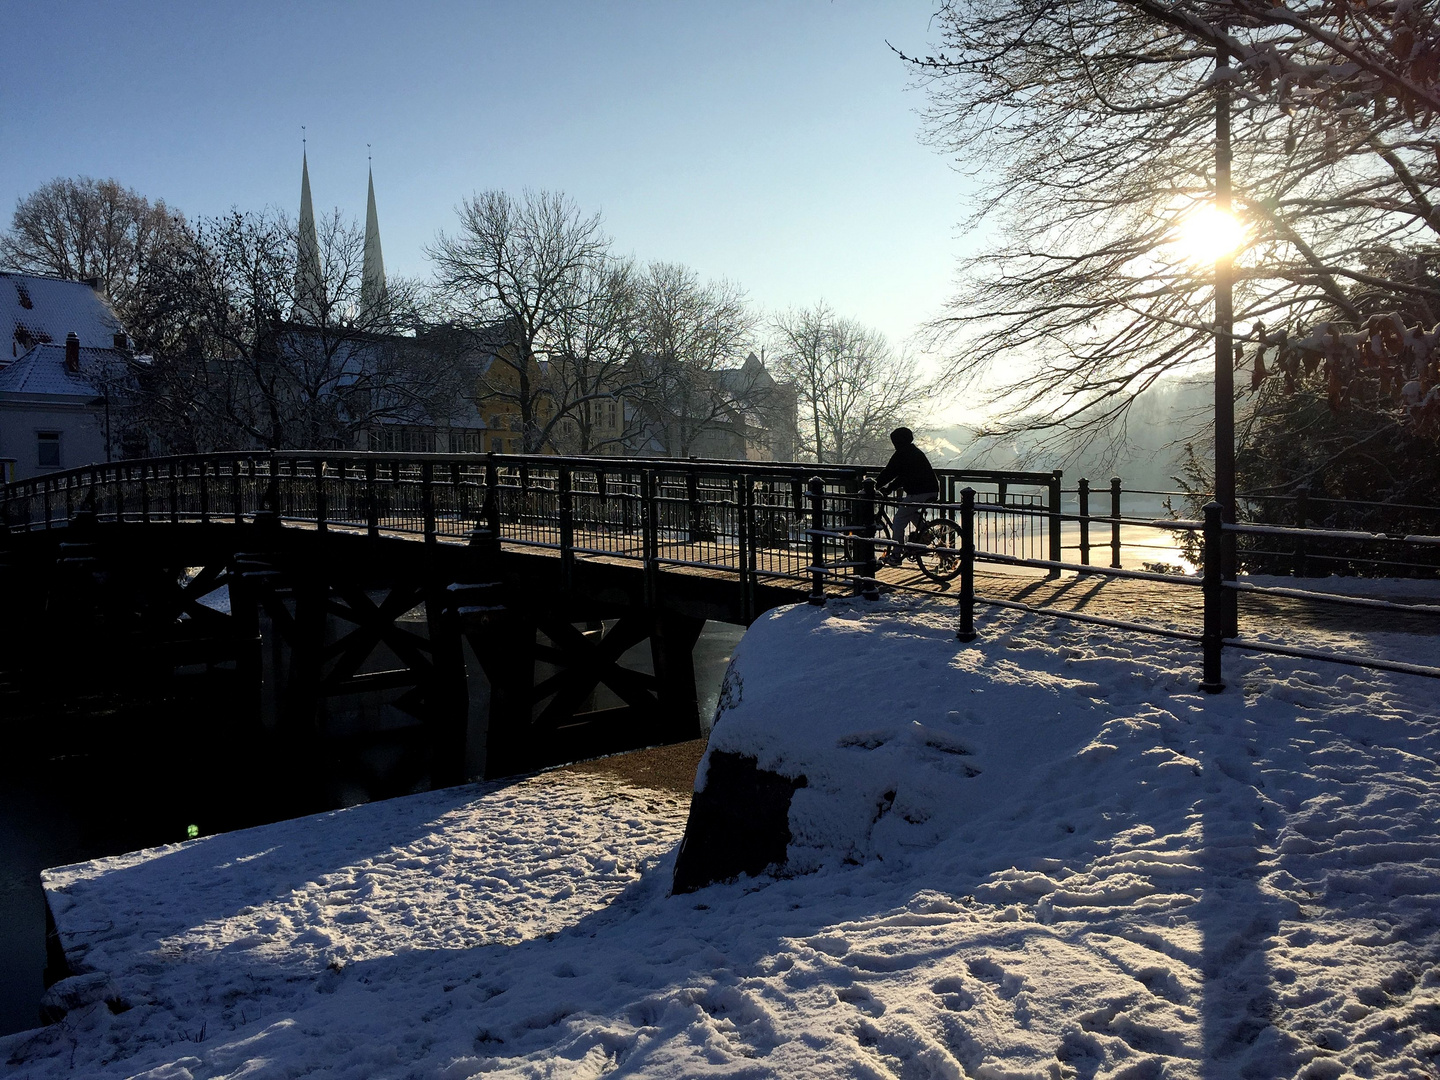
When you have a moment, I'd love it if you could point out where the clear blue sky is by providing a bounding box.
[1,1,972,356]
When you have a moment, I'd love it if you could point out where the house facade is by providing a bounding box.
[0,272,131,482]
[471,348,798,462]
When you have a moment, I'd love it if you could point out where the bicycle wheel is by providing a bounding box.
[911,518,963,582]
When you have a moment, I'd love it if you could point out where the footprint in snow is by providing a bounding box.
[930,975,974,1012]
[836,983,886,1017]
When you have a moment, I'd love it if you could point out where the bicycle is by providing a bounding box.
[871,499,964,582]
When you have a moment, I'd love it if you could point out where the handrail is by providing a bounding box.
[7,454,1430,691]
[0,451,1060,500]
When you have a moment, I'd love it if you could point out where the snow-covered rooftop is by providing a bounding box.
[0,343,116,397]
[0,272,124,361]
[8,597,1440,1078]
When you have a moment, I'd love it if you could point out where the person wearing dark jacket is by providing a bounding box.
[874,427,939,566]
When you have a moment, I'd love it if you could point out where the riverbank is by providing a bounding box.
[0,617,740,1039]
[10,594,1440,1078]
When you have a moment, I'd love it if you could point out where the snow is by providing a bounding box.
[0,344,113,397]
[1,272,125,359]
[1243,574,1440,601]
[7,595,1440,1079]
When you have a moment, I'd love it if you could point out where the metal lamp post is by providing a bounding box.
[1213,38,1239,637]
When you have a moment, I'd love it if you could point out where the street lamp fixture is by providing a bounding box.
[1176,204,1246,268]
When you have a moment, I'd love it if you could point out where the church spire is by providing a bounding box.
[361,156,387,317]
[296,142,325,321]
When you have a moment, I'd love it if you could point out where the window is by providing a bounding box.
[451,429,482,453]
[590,399,618,430]
[370,426,438,454]
[37,431,60,469]
[491,437,505,453]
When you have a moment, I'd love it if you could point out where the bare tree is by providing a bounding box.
[428,189,609,452]
[124,208,461,452]
[544,257,655,454]
[0,176,187,322]
[902,0,1440,453]
[630,262,761,456]
[771,301,928,464]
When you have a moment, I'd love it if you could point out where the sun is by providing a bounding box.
[1174,205,1248,266]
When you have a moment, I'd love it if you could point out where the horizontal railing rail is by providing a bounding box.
[1061,475,1440,577]
[801,487,1440,690]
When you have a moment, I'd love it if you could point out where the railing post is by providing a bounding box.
[266,450,280,518]
[957,486,977,642]
[114,465,125,524]
[450,462,463,528]
[484,455,500,537]
[1047,469,1062,578]
[230,459,241,524]
[169,462,180,525]
[807,476,826,606]
[558,464,574,589]
[365,460,379,537]
[421,460,436,543]
[642,469,659,606]
[1109,476,1122,569]
[620,469,635,533]
[142,464,152,524]
[1200,501,1226,693]
[198,460,209,524]
[314,457,327,533]
[1293,484,1309,578]
[1078,477,1090,569]
[858,476,879,600]
[686,465,701,542]
[336,458,348,524]
[518,461,530,524]
[740,473,757,622]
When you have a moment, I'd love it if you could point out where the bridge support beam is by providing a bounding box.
[1,512,740,793]
[651,610,705,743]
[457,588,706,780]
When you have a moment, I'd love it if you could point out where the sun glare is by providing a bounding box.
[1174,205,1247,266]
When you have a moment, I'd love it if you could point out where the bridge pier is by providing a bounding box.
[454,586,706,779]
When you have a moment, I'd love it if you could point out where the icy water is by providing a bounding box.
[0,620,743,1037]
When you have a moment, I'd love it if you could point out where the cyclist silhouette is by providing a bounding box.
[874,427,939,567]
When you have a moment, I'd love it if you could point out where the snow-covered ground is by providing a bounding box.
[6,595,1440,1079]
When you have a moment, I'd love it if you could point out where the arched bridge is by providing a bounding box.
[0,452,1060,782]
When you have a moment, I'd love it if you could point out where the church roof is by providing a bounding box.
[296,150,324,315]
[1,272,124,361]
[362,165,386,313]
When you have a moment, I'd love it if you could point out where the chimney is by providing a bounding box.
[65,332,80,373]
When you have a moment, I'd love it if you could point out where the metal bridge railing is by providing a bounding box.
[0,452,1063,622]
[6,453,1432,690]
[802,485,1440,691]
